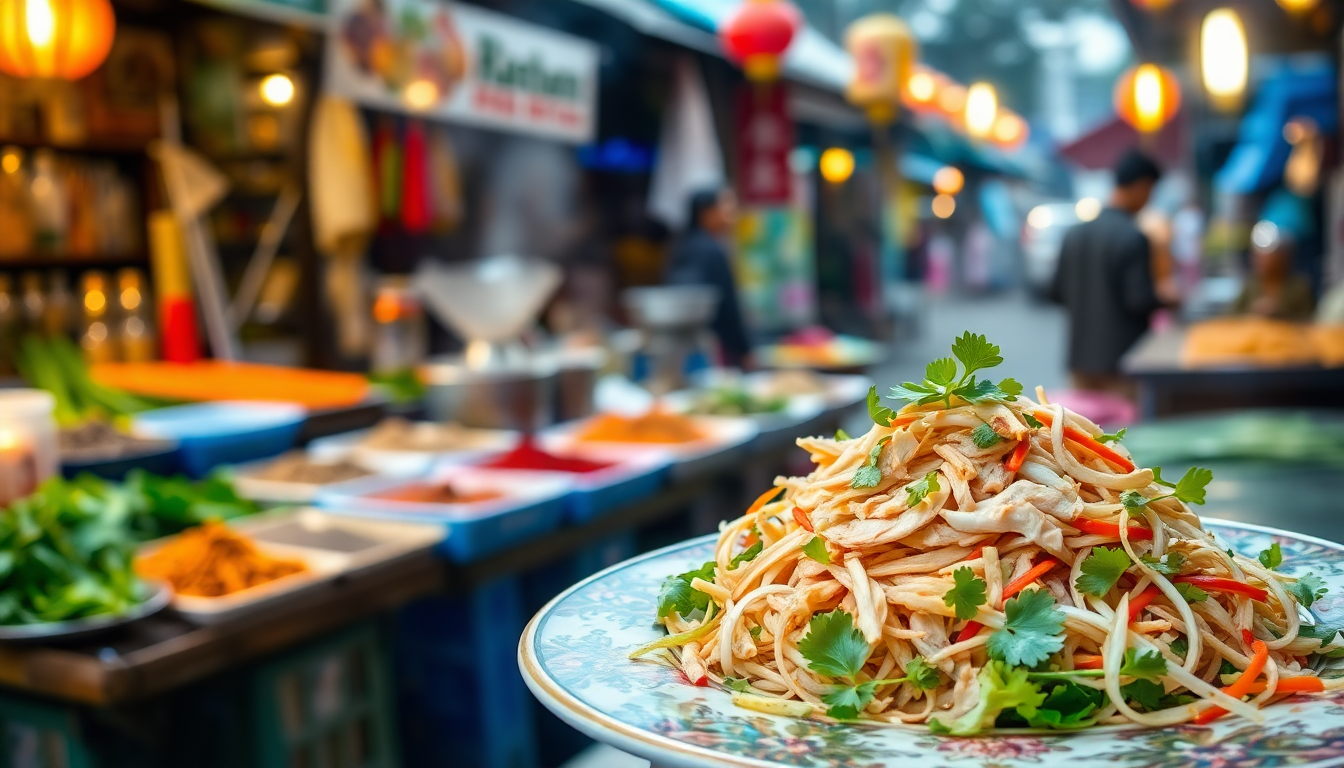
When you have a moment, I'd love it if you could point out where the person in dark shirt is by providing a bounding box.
[664,187,752,368]
[1049,150,1166,394]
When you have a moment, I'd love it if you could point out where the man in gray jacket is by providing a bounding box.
[1049,151,1166,394]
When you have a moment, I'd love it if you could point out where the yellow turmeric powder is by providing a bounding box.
[137,522,307,597]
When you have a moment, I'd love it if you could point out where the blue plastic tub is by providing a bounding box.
[316,468,571,563]
[60,443,180,480]
[468,455,670,524]
[132,402,307,478]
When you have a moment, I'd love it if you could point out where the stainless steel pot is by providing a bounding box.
[420,357,557,431]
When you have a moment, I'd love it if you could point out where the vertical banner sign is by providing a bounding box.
[734,83,793,206]
[326,0,599,144]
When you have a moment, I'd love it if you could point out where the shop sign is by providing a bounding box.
[326,0,599,143]
[735,83,793,205]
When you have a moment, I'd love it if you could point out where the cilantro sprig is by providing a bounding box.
[1139,552,1186,576]
[890,332,1023,409]
[657,561,716,619]
[943,567,988,621]
[1174,582,1208,603]
[1095,428,1128,444]
[1026,649,1168,682]
[987,589,1067,667]
[729,539,762,570]
[802,536,831,565]
[1258,543,1282,570]
[972,422,1003,449]
[852,437,891,489]
[905,470,941,508]
[799,610,940,719]
[1075,547,1131,596]
[866,386,897,427]
[1288,573,1327,608]
[1122,466,1214,512]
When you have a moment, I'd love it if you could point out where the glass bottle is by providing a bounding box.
[44,271,71,339]
[30,150,68,254]
[0,275,16,374]
[19,272,45,336]
[79,271,117,363]
[116,268,153,362]
[0,146,34,257]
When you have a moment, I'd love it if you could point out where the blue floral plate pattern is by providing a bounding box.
[520,520,1344,768]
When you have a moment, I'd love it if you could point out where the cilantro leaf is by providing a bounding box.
[749,625,763,639]
[729,540,763,570]
[1121,679,1166,711]
[1170,636,1189,659]
[1288,574,1327,608]
[850,439,890,489]
[1171,467,1213,505]
[1300,618,1344,647]
[802,536,831,565]
[1174,582,1208,603]
[1075,547,1131,596]
[929,661,1044,736]
[926,357,958,386]
[1140,552,1186,576]
[821,683,873,720]
[956,378,1022,404]
[723,676,753,693]
[972,422,1003,448]
[1258,543,1283,570]
[944,567,988,621]
[835,428,851,441]
[657,561,717,619]
[903,656,941,690]
[1121,490,1149,512]
[987,589,1066,667]
[851,464,882,489]
[905,470,941,508]
[1119,649,1167,681]
[798,610,871,679]
[867,386,897,426]
[1023,412,1044,429]
[1095,428,1128,444]
[1012,680,1104,729]
[890,382,938,404]
[951,332,1003,375]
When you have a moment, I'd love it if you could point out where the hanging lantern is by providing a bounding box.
[1275,0,1318,12]
[844,14,917,125]
[1200,9,1247,111]
[964,82,998,139]
[1130,0,1177,10]
[1114,63,1181,134]
[991,112,1029,149]
[904,66,938,111]
[0,0,115,80]
[721,0,801,82]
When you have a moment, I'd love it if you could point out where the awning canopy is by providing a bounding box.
[1056,112,1185,172]
[1214,56,1338,195]
[568,0,851,92]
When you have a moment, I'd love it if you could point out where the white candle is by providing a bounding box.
[0,428,38,507]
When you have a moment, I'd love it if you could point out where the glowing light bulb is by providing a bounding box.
[964,82,997,139]
[259,74,295,107]
[819,148,855,184]
[1201,9,1247,109]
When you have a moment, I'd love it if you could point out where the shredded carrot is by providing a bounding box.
[1004,440,1030,473]
[793,507,814,533]
[1127,585,1162,623]
[1194,640,1269,725]
[1247,677,1325,695]
[746,486,784,517]
[1071,518,1155,542]
[1033,412,1135,472]
[1074,654,1105,670]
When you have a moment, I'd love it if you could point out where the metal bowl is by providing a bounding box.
[622,286,719,330]
[421,357,557,431]
[0,583,172,644]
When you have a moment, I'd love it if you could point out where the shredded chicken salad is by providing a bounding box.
[632,333,1344,734]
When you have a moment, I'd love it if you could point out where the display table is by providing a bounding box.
[1121,327,1344,419]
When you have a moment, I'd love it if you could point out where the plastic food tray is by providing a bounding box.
[132,402,306,478]
[315,467,571,563]
[231,457,386,504]
[460,452,671,524]
[306,426,520,477]
[138,508,444,626]
[537,415,759,482]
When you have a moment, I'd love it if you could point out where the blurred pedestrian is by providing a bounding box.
[1049,150,1167,396]
[1232,221,1315,321]
[665,187,752,368]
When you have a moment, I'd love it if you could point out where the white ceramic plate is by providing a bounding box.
[519,520,1344,768]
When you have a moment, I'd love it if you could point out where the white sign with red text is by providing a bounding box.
[326,0,599,143]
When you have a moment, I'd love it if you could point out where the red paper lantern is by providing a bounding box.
[721,0,801,82]
[0,0,116,80]
[1114,63,1181,134]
